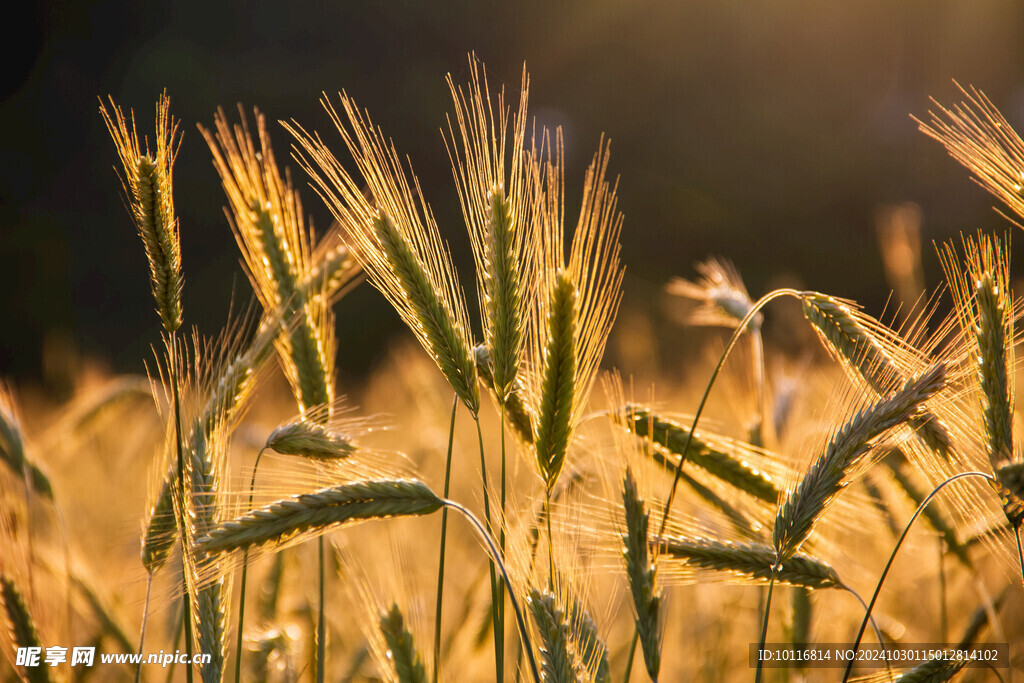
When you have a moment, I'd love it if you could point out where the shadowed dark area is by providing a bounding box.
[3,1,1024,391]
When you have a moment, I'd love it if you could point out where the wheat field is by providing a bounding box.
[2,58,1023,683]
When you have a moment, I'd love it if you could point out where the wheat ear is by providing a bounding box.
[773,363,946,562]
[917,82,1024,223]
[526,589,574,683]
[380,603,428,683]
[201,107,335,417]
[658,537,842,590]
[801,293,951,458]
[622,467,661,681]
[266,417,357,459]
[1,575,50,683]
[198,480,443,553]
[626,407,778,503]
[286,97,479,415]
[446,56,534,404]
[534,271,578,489]
[99,93,183,333]
[0,384,53,500]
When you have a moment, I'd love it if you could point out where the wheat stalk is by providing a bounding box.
[773,363,946,562]
[198,480,443,553]
[474,344,534,444]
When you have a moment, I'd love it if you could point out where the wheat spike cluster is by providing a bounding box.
[4,58,1024,683]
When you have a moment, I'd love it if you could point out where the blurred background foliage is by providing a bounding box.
[4,0,1024,394]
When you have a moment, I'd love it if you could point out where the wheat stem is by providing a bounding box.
[842,471,994,683]
[474,414,501,682]
[432,394,458,683]
[753,565,778,683]
[442,499,540,683]
[134,575,153,683]
[234,447,267,683]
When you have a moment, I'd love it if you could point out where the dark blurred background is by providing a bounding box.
[4,1,1024,394]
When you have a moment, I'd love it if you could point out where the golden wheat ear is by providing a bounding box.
[445,55,535,406]
[527,133,624,490]
[200,107,337,419]
[286,96,480,416]
[917,83,1024,225]
[100,93,183,333]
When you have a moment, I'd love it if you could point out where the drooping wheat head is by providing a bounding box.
[801,292,952,459]
[99,93,183,333]
[197,479,443,554]
[666,257,761,331]
[286,96,480,415]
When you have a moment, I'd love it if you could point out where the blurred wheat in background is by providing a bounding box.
[4,49,1024,683]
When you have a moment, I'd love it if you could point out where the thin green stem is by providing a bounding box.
[655,289,800,542]
[475,415,501,683]
[433,394,458,683]
[498,404,507,678]
[1015,526,1024,589]
[938,536,947,643]
[753,566,779,683]
[545,488,554,591]
[234,447,267,683]
[134,574,153,683]
[622,630,638,683]
[168,332,194,683]
[841,471,994,683]
[443,499,540,683]
[317,535,326,683]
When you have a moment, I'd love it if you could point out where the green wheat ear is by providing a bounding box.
[380,603,428,683]
[534,271,577,490]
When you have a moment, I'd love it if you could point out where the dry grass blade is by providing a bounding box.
[621,467,661,681]
[286,96,480,414]
[1,575,51,683]
[773,363,946,561]
[626,407,778,504]
[380,603,428,683]
[917,82,1024,224]
[801,293,951,458]
[197,480,443,553]
[527,589,574,683]
[99,93,183,333]
[658,536,842,590]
